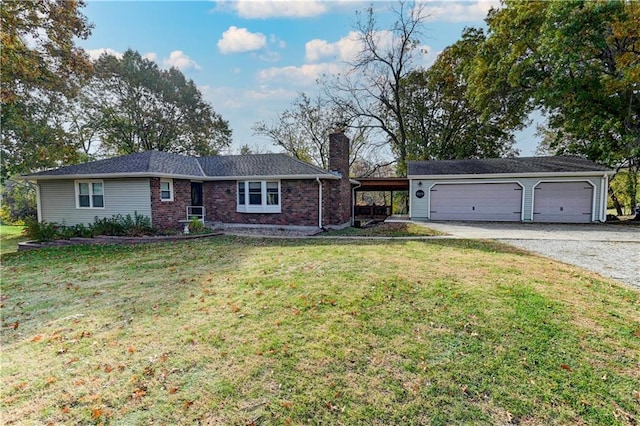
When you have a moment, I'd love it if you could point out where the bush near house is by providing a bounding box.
[23,212,155,242]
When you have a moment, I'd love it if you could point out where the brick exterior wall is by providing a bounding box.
[323,131,352,227]
[203,180,321,227]
[149,134,352,230]
[150,178,192,230]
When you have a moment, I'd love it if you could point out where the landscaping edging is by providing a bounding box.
[17,232,222,251]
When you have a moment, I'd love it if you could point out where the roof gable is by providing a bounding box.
[408,156,612,176]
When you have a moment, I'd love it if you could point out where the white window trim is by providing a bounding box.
[75,179,105,209]
[160,178,174,202]
[237,180,281,213]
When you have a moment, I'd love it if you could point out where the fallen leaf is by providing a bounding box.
[45,377,56,385]
[91,408,102,419]
[183,400,194,409]
[104,365,114,373]
[168,387,178,394]
[31,335,43,342]
[561,364,573,372]
[128,346,135,354]
[61,406,70,414]
[280,400,293,409]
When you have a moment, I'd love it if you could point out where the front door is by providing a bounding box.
[190,182,204,219]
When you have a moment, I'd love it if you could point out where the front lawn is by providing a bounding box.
[1,237,638,424]
[0,225,27,255]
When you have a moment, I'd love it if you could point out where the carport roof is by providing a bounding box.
[408,156,612,177]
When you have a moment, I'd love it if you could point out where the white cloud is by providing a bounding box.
[421,0,500,22]
[143,52,158,62]
[257,63,344,86]
[163,50,202,71]
[218,26,267,54]
[305,31,362,63]
[216,0,328,19]
[86,48,123,61]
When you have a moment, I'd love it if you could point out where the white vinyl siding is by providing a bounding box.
[39,179,152,226]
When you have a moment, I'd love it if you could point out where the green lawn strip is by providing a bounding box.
[1,237,638,424]
[0,225,27,255]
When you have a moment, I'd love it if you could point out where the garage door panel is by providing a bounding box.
[430,183,522,222]
[533,182,593,223]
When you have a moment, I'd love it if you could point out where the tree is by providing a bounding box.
[92,50,232,156]
[1,0,93,179]
[402,28,518,161]
[253,92,378,173]
[323,1,430,175]
[470,0,640,212]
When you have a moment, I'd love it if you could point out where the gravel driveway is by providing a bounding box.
[421,222,640,290]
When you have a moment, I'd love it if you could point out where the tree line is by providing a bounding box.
[2,0,638,221]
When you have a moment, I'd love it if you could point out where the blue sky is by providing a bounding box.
[79,0,539,157]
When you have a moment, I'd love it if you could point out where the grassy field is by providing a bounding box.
[1,236,639,425]
[0,225,27,255]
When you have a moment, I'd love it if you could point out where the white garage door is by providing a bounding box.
[429,183,522,221]
[533,182,593,223]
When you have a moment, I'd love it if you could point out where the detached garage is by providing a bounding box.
[408,157,613,223]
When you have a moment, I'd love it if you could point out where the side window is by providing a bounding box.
[160,179,173,201]
[76,180,104,209]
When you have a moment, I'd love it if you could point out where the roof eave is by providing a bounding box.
[408,170,615,180]
[20,172,205,181]
[21,172,342,181]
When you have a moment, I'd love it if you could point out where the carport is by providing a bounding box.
[354,178,409,220]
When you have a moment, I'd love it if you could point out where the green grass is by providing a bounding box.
[321,221,444,237]
[1,236,639,424]
[0,225,27,255]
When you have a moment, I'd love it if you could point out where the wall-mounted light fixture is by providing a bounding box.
[418,181,423,187]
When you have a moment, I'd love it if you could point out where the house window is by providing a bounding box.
[160,179,173,201]
[237,181,281,213]
[76,180,104,209]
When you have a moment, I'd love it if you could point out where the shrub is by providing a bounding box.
[188,216,205,233]
[23,218,59,242]
[22,213,155,242]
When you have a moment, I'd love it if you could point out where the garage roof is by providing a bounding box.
[408,156,612,177]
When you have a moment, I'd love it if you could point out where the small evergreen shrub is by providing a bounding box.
[23,212,155,242]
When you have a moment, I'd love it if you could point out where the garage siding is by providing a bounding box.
[410,176,605,222]
[39,179,152,226]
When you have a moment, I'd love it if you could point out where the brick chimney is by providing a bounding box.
[329,130,349,178]
[323,130,352,228]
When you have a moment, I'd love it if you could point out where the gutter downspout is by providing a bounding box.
[351,182,361,226]
[33,181,42,223]
[316,177,322,228]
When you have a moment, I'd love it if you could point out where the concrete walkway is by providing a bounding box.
[416,221,639,290]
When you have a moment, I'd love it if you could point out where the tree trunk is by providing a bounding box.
[608,186,623,216]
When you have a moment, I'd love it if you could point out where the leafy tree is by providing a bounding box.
[470,0,640,210]
[0,179,37,225]
[402,28,518,161]
[323,1,430,175]
[92,50,232,156]
[1,0,93,179]
[253,92,377,173]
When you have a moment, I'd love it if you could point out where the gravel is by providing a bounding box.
[502,239,640,290]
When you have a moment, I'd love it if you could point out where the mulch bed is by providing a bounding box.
[17,232,222,251]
